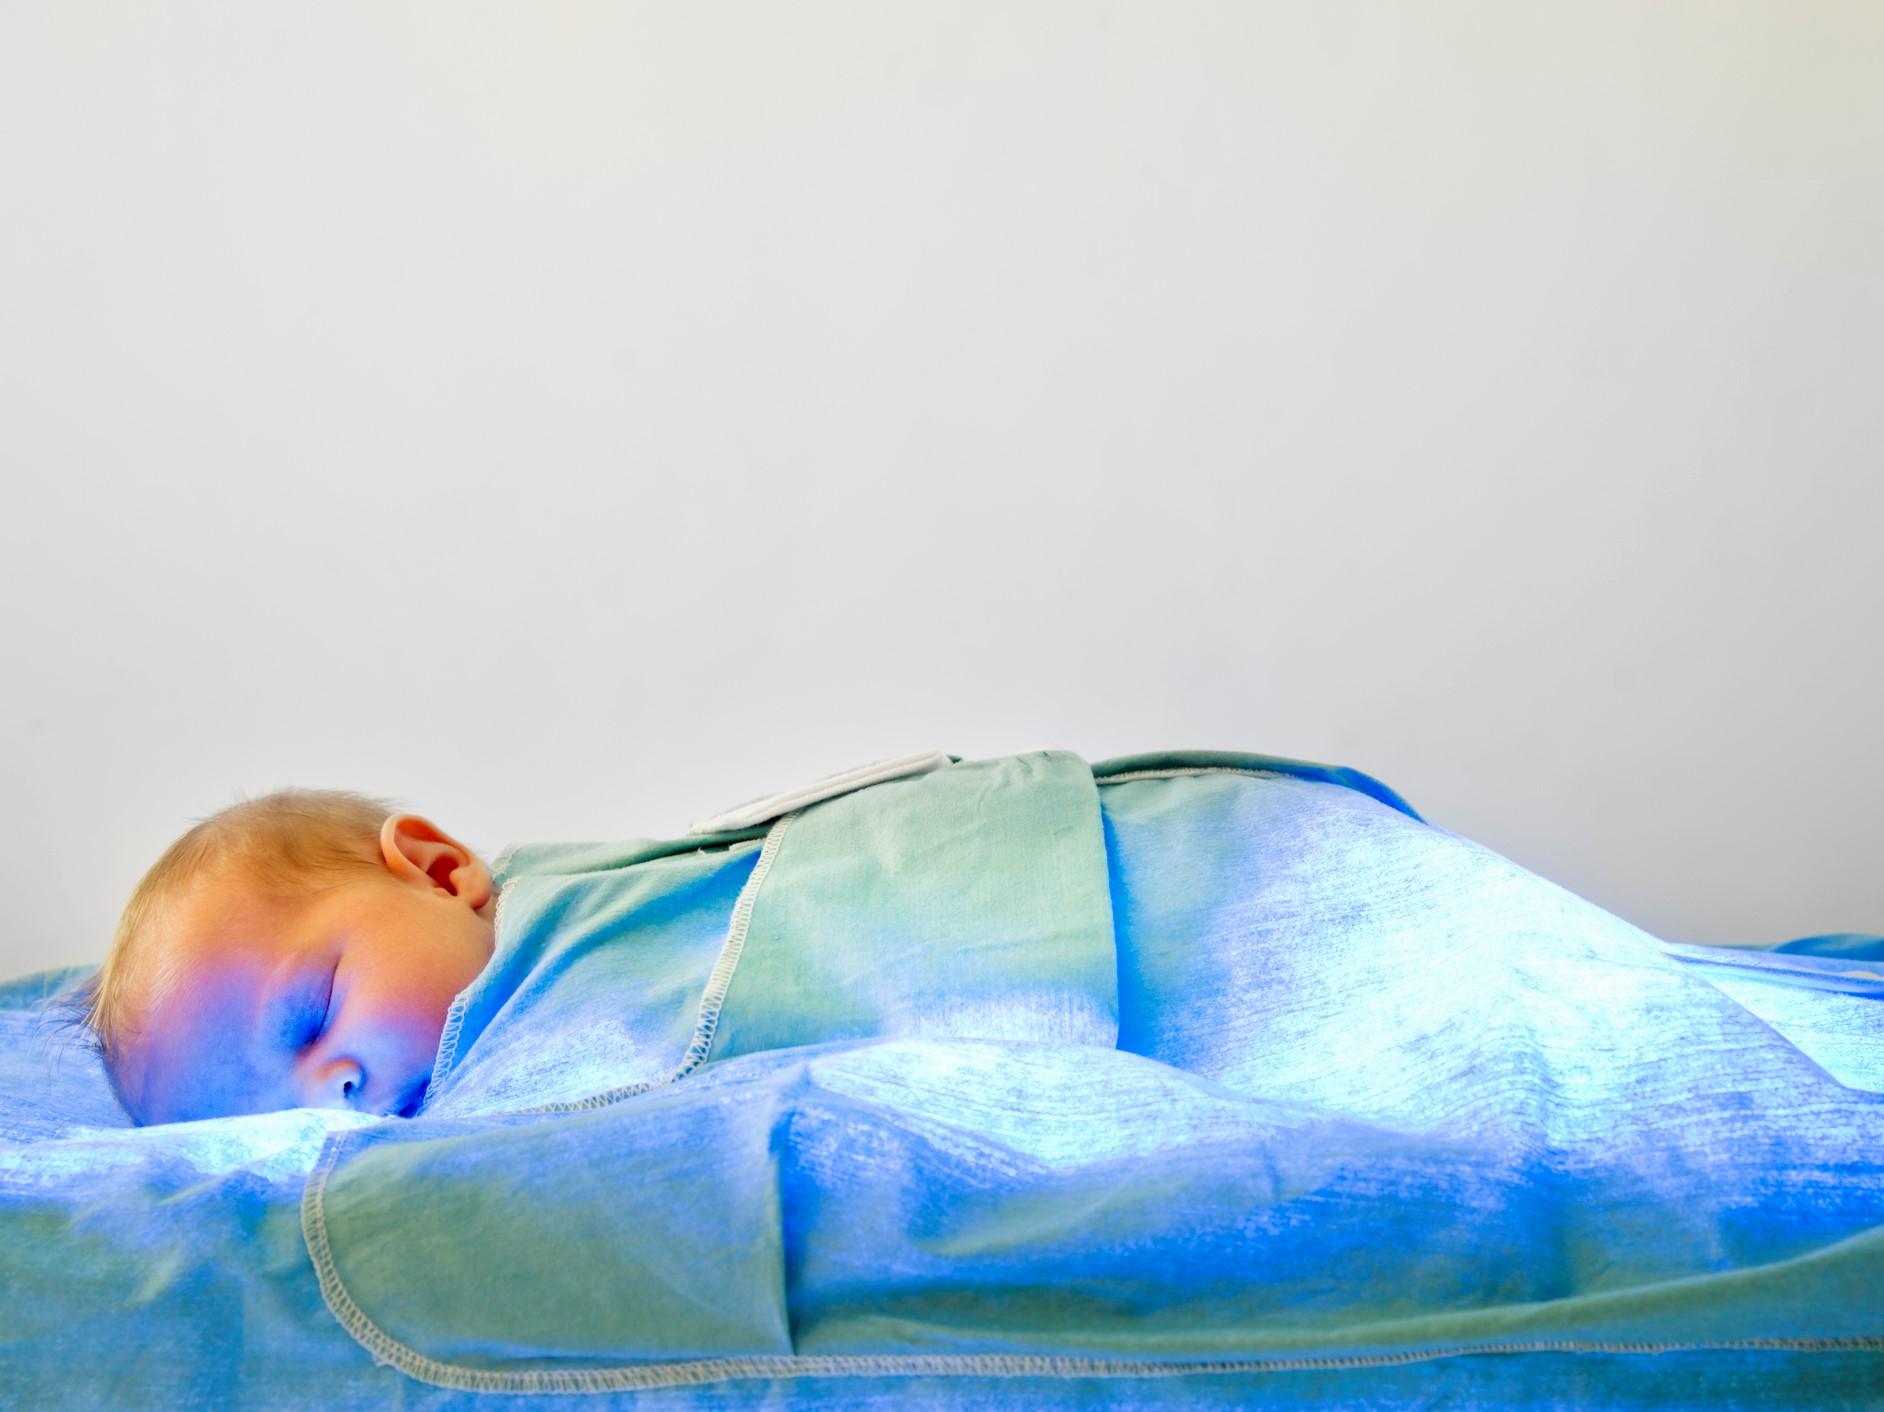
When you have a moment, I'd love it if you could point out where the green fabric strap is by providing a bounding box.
[708,748,1119,1060]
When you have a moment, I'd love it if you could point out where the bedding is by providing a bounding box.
[3,747,1881,1409]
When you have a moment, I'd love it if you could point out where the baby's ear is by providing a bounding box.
[379,815,493,908]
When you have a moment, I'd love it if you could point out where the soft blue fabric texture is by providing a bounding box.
[1772,931,1884,961]
[2,748,1881,1409]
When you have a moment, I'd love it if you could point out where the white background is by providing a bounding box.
[2,2,1878,976]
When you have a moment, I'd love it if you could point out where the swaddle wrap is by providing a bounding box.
[417,748,1116,1119]
[290,747,1884,1395]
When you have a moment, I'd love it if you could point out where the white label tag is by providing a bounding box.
[686,750,955,835]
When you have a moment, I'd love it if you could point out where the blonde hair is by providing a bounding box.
[46,787,403,1081]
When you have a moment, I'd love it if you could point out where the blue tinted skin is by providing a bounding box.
[113,815,497,1126]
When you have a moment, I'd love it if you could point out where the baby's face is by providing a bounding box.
[114,817,496,1125]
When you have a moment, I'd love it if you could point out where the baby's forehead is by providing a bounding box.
[124,886,296,1045]
[116,944,282,1123]
[154,866,303,959]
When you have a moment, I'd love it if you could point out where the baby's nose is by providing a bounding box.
[313,1057,366,1110]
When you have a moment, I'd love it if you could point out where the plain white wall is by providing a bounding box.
[2,2,1878,979]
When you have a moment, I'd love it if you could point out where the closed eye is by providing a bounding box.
[303,962,337,1048]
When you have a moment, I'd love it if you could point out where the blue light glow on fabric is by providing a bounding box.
[3,750,1880,1408]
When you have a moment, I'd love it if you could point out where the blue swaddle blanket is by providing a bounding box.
[3,748,1881,1409]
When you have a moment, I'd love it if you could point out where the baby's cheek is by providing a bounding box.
[406,988,457,1044]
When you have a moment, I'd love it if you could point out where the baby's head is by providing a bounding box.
[59,788,496,1126]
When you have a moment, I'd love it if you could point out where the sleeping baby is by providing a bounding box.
[65,746,1868,1131]
[63,746,1135,1126]
[61,789,496,1126]
[29,750,1884,1401]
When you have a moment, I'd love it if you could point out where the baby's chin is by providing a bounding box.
[377,1052,433,1118]
[388,1079,428,1118]
[372,1006,458,1118]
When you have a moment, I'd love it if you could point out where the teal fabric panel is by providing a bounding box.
[708,749,1117,1061]
[417,840,763,1115]
[313,1097,792,1365]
